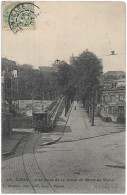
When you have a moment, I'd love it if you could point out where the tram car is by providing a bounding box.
[33,111,56,132]
[33,97,65,132]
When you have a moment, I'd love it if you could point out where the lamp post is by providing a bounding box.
[91,84,98,126]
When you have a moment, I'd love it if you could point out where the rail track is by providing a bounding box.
[20,103,73,193]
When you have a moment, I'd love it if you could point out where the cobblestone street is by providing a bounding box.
[2,102,125,193]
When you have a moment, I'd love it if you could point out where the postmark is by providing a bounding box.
[2,2,41,34]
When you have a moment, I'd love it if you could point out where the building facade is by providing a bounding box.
[103,71,125,80]
[39,66,53,72]
[100,79,125,122]
[2,69,19,137]
[2,73,13,137]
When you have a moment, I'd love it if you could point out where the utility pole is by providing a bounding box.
[91,96,95,126]
[91,84,98,126]
[41,91,44,110]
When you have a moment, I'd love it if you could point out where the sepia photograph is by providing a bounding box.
[1,1,126,193]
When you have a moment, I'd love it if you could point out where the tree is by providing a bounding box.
[71,50,102,96]
[56,60,76,115]
[2,58,59,100]
[70,49,103,125]
[56,50,103,117]
[56,61,71,88]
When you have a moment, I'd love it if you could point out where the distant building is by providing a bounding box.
[39,66,53,72]
[100,78,125,122]
[11,70,17,78]
[103,71,125,80]
[52,63,59,72]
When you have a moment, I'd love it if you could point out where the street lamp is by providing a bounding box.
[91,84,99,126]
[110,51,116,55]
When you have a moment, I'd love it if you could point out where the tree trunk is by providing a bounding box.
[91,101,94,126]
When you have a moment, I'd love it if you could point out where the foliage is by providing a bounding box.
[2,49,103,104]
[56,60,76,100]
[56,50,103,105]
[2,58,59,100]
[71,50,103,100]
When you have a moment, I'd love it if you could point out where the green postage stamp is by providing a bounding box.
[2,2,40,34]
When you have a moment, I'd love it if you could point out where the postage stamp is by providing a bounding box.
[2,2,40,34]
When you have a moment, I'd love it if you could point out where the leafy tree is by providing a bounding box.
[71,49,103,104]
[2,58,60,100]
[56,50,103,116]
[56,60,76,115]
[56,61,71,88]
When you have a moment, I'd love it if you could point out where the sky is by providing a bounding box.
[2,1,126,72]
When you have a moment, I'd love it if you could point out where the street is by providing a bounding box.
[2,101,125,193]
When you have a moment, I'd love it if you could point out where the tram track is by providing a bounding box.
[21,132,56,193]
[3,102,90,193]
[21,133,36,193]
[33,135,56,193]
[21,102,74,193]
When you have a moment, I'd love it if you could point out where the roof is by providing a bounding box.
[106,71,125,75]
[115,78,126,82]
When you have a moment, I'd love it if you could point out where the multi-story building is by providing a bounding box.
[2,72,12,137]
[100,78,125,122]
[2,69,18,137]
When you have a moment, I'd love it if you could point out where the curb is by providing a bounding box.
[2,135,25,157]
[39,102,74,147]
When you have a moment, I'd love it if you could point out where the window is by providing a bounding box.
[109,106,115,114]
[110,95,115,102]
[118,106,124,114]
[103,95,108,102]
[119,94,124,101]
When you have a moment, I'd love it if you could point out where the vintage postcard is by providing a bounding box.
[1,1,126,194]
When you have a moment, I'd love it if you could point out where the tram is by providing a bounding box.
[33,111,48,132]
[33,97,64,132]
